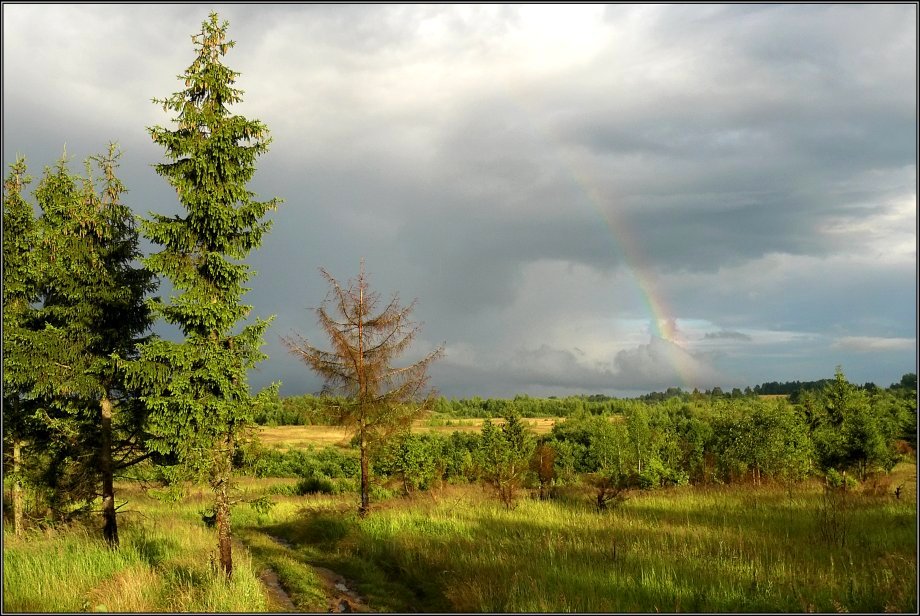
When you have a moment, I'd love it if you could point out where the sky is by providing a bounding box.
[3,3,917,399]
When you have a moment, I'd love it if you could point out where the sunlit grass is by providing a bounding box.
[257,425,353,449]
[252,481,917,612]
[5,466,916,613]
[257,417,560,449]
[3,485,275,613]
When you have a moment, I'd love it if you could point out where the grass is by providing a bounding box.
[5,460,916,613]
[3,522,269,612]
[2,482,307,613]
[257,424,353,449]
[258,416,560,449]
[244,479,917,613]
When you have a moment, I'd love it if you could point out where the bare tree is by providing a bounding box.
[283,261,444,516]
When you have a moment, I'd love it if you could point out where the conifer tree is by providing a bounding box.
[282,262,443,516]
[128,12,280,577]
[28,146,155,544]
[2,157,39,535]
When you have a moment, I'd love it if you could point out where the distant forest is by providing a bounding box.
[258,372,918,425]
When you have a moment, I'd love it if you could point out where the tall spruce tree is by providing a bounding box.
[28,146,155,544]
[129,12,280,577]
[2,157,39,535]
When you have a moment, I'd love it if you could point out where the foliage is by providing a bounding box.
[3,148,155,544]
[254,394,346,426]
[529,442,557,500]
[478,414,535,508]
[2,157,39,536]
[282,261,443,515]
[810,368,899,479]
[375,432,441,494]
[126,11,280,577]
[234,442,359,480]
[432,394,644,418]
[712,399,814,484]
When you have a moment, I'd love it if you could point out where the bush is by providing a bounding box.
[234,443,359,479]
[825,468,858,491]
[296,474,337,495]
[266,483,299,496]
[637,459,663,489]
[375,433,439,494]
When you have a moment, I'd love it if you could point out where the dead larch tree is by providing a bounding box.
[282,261,444,516]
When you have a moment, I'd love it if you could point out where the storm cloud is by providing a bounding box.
[3,4,916,397]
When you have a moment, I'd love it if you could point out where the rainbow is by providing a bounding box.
[565,160,680,343]
[563,158,702,390]
[507,92,699,389]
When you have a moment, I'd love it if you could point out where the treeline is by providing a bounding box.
[753,379,833,396]
[243,369,916,510]
[255,393,647,423]
[390,370,915,504]
[259,372,918,424]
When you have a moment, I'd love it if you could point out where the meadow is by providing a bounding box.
[4,461,916,613]
[257,417,558,449]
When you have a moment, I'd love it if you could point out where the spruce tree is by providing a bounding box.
[129,12,280,577]
[2,157,39,535]
[29,147,155,543]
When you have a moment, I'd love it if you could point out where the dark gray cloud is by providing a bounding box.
[3,4,915,397]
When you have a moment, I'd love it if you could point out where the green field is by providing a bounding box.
[4,463,917,613]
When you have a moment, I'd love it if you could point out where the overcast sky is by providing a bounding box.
[3,3,917,398]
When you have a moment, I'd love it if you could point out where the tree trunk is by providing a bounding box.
[12,438,23,536]
[359,425,369,517]
[357,266,369,518]
[215,488,232,578]
[100,396,118,547]
[214,441,233,578]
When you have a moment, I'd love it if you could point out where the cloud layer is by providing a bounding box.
[3,4,916,397]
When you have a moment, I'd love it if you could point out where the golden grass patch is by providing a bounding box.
[258,417,562,448]
[85,565,161,613]
[258,425,353,448]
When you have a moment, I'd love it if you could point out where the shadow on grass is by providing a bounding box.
[237,485,916,613]
[128,533,180,568]
[243,510,451,613]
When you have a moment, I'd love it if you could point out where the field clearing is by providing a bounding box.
[257,417,560,448]
[5,464,916,613]
[247,477,917,613]
[258,425,353,448]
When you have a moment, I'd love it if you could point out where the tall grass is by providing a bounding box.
[3,484,270,613]
[259,482,916,613]
[6,472,916,612]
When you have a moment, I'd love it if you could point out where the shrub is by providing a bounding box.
[234,443,359,479]
[296,474,337,495]
[479,414,535,508]
[824,468,858,491]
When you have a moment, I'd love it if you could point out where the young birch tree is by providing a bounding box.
[128,13,280,577]
[282,262,443,516]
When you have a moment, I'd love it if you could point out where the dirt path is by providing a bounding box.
[266,534,369,613]
[312,565,369,613]
[259,567,298,611]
